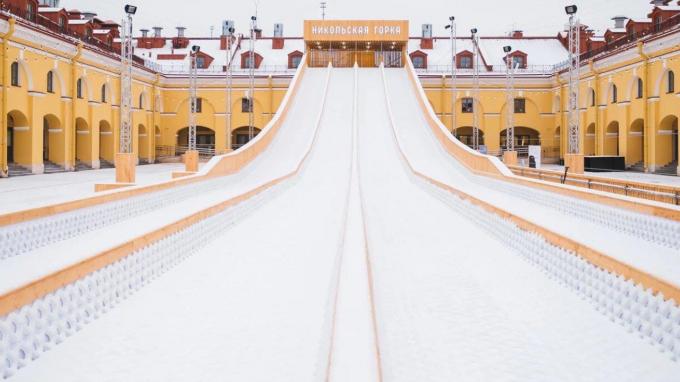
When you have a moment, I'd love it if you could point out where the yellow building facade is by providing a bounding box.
[2,15,680,177]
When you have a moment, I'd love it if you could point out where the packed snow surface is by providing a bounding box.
[5,68,680,381]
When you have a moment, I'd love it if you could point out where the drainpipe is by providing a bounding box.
[70,43,83,170]
[1,18,16,177]
[637,41,650,172]
[152,73,160,162]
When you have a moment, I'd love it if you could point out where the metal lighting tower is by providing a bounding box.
[566,5,580,154]
[225,26,235,152]
[188,45,200,152]
[248,16,260,141]
[445,16,457,137]
[320,2,327,20]
[119,5,136,155]
[504,45,515,152]
[471,28,481,151]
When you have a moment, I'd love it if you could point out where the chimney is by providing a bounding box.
[176,26,186,37]
[421,24,433,49]
[512,30,523,38]
[650,0,666,6]
[140,29,149,38]
[153,26,163,38]
[272,23,284,49]
[81,11,97,21]
[612,16,628,29]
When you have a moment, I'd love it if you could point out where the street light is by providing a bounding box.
[565,5,578,15]
[503,45,515,153]
[191,45,201,53]
[225,26,235,151]
[445,16,457,138]
[116,3,137,182]
[471,27,480,150]
[124,4,137,15]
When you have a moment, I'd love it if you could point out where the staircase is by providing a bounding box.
[627,161,644,172]
[43,160,65,174]
[655,160,678,176]
[7,163,32,177]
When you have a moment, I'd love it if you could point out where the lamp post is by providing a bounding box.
[115,4,137,184]
[502,45,519,166]
[471,28,481,151]
[445,16,457,138]
[248,16,261,141]
[184,45,200,172]
[565,4,583,173]
[225,26,235,152]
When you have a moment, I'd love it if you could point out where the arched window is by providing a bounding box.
[412,56,425,69]
[47,71,54,93]
[611,84,618,104]
[667,71,675,94]
[139,93,145,109]
[589,88,596,107]
[101,84,107,103]
[76,78,83,99]
[10,62,19,87]
[637,78,643,99]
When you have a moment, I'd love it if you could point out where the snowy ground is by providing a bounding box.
[4,68,680,381]
[541,164,680,187]
[0,163,201,214]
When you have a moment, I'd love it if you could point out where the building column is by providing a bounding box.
[647,99,659,172]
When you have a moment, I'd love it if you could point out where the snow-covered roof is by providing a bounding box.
[407,38,476,68]
[657,5,680,11]
[590,36,606,42]
[68,20,89,25]
[607,28,627,33]
[479,38,567,66]
[93,29,111,34]
[38,7,63,13]
[134,37,305,71]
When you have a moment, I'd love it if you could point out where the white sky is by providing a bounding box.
[61,0,651,38]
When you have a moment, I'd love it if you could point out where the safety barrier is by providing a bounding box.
[380,64,680,362]
[0,55,309,229]
[509,165,680,206]
[402,58,680,223]
[0,64,334,379]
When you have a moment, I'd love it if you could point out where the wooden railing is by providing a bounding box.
[509,165,680,206]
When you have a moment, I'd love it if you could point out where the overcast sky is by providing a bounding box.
[62,0,651,38]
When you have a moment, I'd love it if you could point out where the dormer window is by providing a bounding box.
[512,55,524,69]
[59,17,66,33]
[459,55,472,69]
[409,51,428,69]
[26,2,35,22]
[196,56,206,69]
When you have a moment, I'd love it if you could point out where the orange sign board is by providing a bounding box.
[304,20,409,42]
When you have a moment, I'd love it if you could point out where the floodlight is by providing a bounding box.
[191,45,201,53]
[251,16,257,21]
[228,27,235,34]
[124,4,137,15]
[449,16,455,21]
[471,28,478,34]
[445,25,451,30]
[565,5,577,15]
[503,45,512,53]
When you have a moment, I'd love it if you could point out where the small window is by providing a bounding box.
[667,71,675,94]
[139,93,144,109]
[26,2,34,21]
[512,55,524,69]
[637,78,643,99]
[611,84,618,104]
[101,84,107,103]
[514,98,526,113]
[77,78,83,99]
[195,98,202,113]
[462,98,474,113]
[58,17,66,33]
[458,55,472,69]
[244,55,255,69]
[47,71,54,93]
[241,97,253,113]
[290,55,302,69]
[196,56,206,69]
[10,62,19,87]
[412,56,425,69]
[655,16,663,32]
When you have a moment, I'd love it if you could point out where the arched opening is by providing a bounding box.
[138,124,149,162]
[628,119,644,169]
[99,120,114,165]
[656,115,678,174]
[585,123,596,156]
[75,118,91,168]
[500,126,540,150]
[154,126,161,146]
[231,126,261,150]
[454,126,485,148]
[177,126,216,154]
[604,121,620,156]
[6,110,31,173]
[42,114,62,166]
